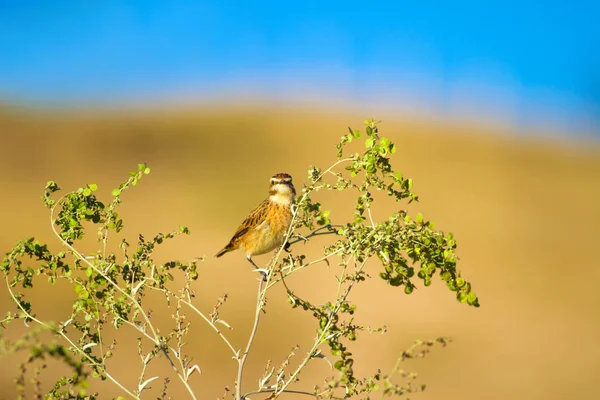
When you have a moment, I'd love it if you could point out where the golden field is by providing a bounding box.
[0,104,599,399]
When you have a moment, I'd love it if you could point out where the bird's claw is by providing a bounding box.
[253,268,269,281]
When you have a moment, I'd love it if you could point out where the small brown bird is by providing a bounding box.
[215,173,296,271]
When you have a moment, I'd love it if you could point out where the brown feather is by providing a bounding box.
[214,199,270,257]
[215,173,295,260]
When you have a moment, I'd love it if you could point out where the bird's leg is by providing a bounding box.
[246,255,261,270]
[247,255,268,281]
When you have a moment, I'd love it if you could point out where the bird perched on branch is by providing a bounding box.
[215,173,296,273]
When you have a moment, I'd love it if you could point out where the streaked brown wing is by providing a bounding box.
[228,199,269,245]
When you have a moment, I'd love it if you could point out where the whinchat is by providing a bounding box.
[215,173,296,272]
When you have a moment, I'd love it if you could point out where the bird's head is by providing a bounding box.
[269,173,296,205]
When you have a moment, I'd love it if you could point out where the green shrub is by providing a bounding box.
[1,119,478,399]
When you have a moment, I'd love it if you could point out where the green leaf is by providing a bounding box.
[138,163,145,171]
[89,183,98,192]
[82,188,91,197]
[45,181,60,192]
[143,167,151,175]
[365,137,375,148]
[112,189,121,196]
[467,292,478,304]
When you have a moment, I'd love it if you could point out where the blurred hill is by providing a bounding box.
[1,105,599,399]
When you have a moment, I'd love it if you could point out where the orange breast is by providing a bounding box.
[242,202,293,256]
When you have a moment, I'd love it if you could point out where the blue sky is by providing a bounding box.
[1,1,599,135]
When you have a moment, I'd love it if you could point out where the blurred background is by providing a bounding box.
[1,1,599,399]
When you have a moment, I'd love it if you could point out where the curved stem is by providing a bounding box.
[286,224,342,247]
[262,158,354,292]
[233,157,356,398]
[274,255,370,397]
[49,198,197,400]
[179,298,239,358]
[236,276,265,399]
[243,388,344,399]
[144,285,239,359]
[4,276,136,399]
[266,247,343,290]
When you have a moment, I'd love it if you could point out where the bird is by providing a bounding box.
[215,173,296,274]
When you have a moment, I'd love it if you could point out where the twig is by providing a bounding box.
[49,197,198,400]
[366,205,376,229]
[274,254,371,397]
[144,285,239,359]
[266,247,343,290]
[4,276,137,399]
[179,298,239,358]
[286,224,342,247]
[242,388,345,399]
[236,276,265,399]
[234,157,358,398]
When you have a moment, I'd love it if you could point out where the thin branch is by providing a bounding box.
[144,285,239,359]
[242,388,345,399]
[49,197,198,400]
[266,247,343,290]
[179,298,239,359]
[137,348,150,399]
[236,276,265,399]
[366,205,376,229]
[4,276,137,399]
[117,317,180,359]
[268,226,379,290]
[286,224,342,247]
[272,303,340,397]
[234,157,357,397]
[274,254,370,397]
[86,286,106,361]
